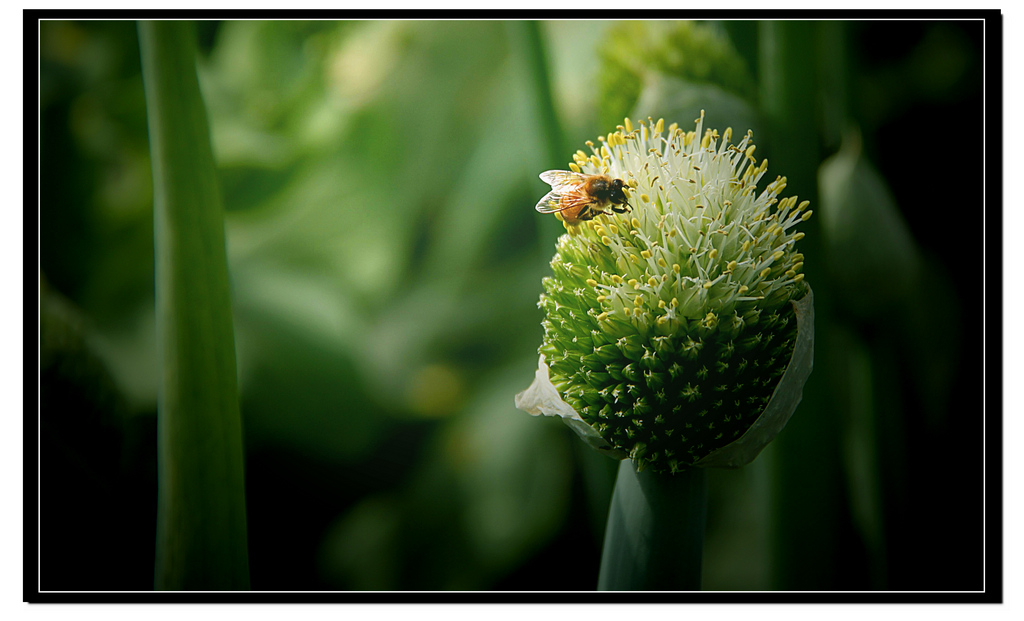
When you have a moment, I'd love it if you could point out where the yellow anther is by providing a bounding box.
[708,249,718,259]
[703,281,714,289]
[792,253,804,263]
[654,118,664,134]
[657,258,667,268]
[601,145,611,159]
[773,250,784,260]
[793,262,804,272]
[760,267,772,278]
[667,229,677,238]
[609,224,619,235]
[629,254,639,264]
[658,299,666,309]
[601,236,613,246]
[648,277,658,287]
[802,210,814,221]
[798,200,811,211]
[631,218,641,229]
[657,316,669,325]
[742,241,751,252]
[793,232,806,241]
[595,226,606,237]
[597,312,609,321]
[671,297,679,307]
[590,155,602,167]
[586,278,598,287]
[723,127,732,142]
[597,295,607,302]
[634,295,643,307]
[641,250,652,259]
[672,263,680,273]
[569,163,581,173]
[738,285,748,294]
[627,278,638,288]
[611,275,622,284]
[785,270,796,278]
[793,273,805,282]
[745,145,756,161]
[701,132,711,149]
[624,307,632,316]
[669,122,679,134]
[624,117,634,133]
[727,260,738,271]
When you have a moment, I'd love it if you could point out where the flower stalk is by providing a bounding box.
[597,460,707,590]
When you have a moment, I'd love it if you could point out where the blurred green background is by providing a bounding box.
[38,19,985,591]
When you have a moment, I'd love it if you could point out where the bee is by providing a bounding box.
[535,171,632,228]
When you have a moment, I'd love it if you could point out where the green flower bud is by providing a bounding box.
[598,21,754,133]
[516,114,814,474]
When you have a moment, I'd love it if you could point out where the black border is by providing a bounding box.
[26,8,1003,604]
[25,6,41,609]
[981,4,1004,608]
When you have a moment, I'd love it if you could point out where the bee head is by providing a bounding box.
[609,178,629,205]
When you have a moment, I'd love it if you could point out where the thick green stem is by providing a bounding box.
[506,20,567,241]
[758,20,841,590]
[139,20,250,591]
[506,20,568,168]
[597,460,707,591]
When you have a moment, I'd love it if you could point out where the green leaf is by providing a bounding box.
[818,129,922,319]
[139,20,250,590]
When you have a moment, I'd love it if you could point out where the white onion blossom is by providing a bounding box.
[516,113,814,474]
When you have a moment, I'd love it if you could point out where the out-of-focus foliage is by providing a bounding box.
[39,19,985,592]
[819,129,922,317]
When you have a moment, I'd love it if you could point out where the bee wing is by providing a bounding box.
[535,190,568,213]
[535,188,593,213]
[540,170,587,190]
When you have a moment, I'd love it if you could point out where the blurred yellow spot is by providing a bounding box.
[407,364,465,418]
